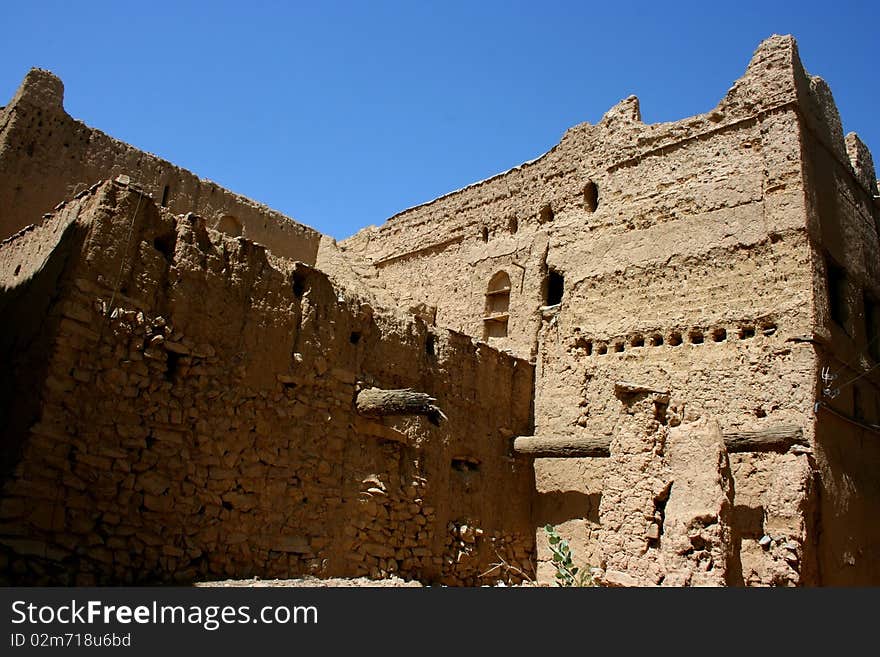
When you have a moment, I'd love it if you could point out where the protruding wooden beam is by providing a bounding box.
[722,425,807,453]
[513,434,611,458]
[513,424,807,458]
[613,381,670,397]
[355,387,447,425]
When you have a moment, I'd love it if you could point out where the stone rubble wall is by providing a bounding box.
[0,180,536,585]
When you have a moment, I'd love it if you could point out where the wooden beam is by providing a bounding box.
[355,387,447,425]
[723,425,807,453]
[513,424,806,458]
[513,434,611,458]
[614,381,670,397]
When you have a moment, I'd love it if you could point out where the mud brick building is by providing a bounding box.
[1,35,877,585]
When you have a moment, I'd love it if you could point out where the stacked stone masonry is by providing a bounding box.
[1,34,878,586]
[0,182,534,585]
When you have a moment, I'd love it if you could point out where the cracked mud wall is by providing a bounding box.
[0,181,535,585]
[1,34,876,586]
[340,35,879,585]
[341,36,812,358]
[597,409,735,587]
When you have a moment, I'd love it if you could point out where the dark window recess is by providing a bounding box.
[648,483,672,549]
[508,217,518,233]
[584,181,598,213]
[451,457,480,472]
[689,330,704,345]
[712,328,727,342]
[631,335,644,348]
[291,271,307,297]
[160,185,170,207]
[739,326,756,339]
[827,259,850,333]
[481,226,489,243]
[538,204,554,223]
[853,385,865,421]
[153,232,176,262]
[426,334,436,356]
[349,331,361,345]
[654,397,669,425]
[546,269,564,305]
[668,332,682,347]
[865,293,880,361]
[165,351,181,382]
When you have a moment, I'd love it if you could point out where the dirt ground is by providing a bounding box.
[194,576,423,587]
[194,576,544,587]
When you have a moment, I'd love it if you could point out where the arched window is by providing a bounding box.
[483,271,511,339]
[218,214,243,238]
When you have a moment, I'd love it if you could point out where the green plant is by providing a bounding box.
[544,524,592,587]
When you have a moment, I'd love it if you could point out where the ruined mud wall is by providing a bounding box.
[341,36,815,361]
[530,38,822,587]
[342,36,871,585]
[796,56,880,585]
[0,69,321,263]
[0,181,535,585]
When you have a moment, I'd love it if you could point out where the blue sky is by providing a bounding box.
[1,1,876,240]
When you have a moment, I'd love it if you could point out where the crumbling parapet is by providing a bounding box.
[0,69,323,264]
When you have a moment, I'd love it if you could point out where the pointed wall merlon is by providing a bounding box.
[718,34,801,116]
[5,68,64,112]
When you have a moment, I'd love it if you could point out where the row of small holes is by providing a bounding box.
[573,324,774,356]
[480,181,599,241]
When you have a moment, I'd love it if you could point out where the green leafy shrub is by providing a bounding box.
[544,524,593,587]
